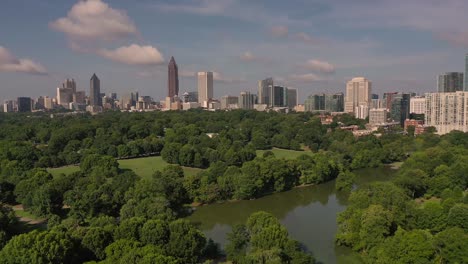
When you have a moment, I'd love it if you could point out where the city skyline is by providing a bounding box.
[1,0,468,102]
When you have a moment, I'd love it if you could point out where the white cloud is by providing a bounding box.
[50,0,138,42]
[324,0,468,47]
[240,51,257,62]
[51,0,166,66]
[213,71,246,83]
[98,44,164,65]
[303,59,335,74]
[156,0,234,16]
[290,73,324,82]
[270,26,288,37]
[0,46,47,75]
[295,32,324,45]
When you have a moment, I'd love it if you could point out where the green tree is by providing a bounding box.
[434,227,468,264]
[447,204,468,230]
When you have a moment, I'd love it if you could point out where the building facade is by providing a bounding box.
[239,92,256,110]
[304,94,325,112]
[438,72,464,93]
[425,91,468,134]
[168,56,179,98]
[220,95,239,109]
[465,54,468,91]
[271,86,287,107]
[17,97,32,112]
[325,93,344,112]
[345,77,372,115]
[90,73,101,107]
[182,91,198,103]
[3,100,15,112]
[287,88,298,109]
[258,78,273,105]
[390,93,411,126]
[355,105,369,119]
[197,72,213,107]
[410,96,426,114]
[369,108,387,125]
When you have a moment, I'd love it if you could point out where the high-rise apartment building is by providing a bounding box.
[17,97,32,112]
[345,77,371,115]
[438,72,464,92]
[287,88,298,109]
[197,72,213,107]
[258,78,274,105]
[410,96,425,114]
[221,95,239,109]
[90,73,101,107]
[168,56,179,98]
[425,91,468,134]
[465,54,468,91]
[239,92,256,110]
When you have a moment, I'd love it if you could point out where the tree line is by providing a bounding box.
[335,131,468,263]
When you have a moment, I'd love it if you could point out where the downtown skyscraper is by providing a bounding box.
[258,77,274,105]
[198,72,213,107]
[90,73,101,107]
[345,77,372,115]
[168,56,179,98]
[438,72,464,92]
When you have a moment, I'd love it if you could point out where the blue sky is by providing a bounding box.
[1,0,467,102]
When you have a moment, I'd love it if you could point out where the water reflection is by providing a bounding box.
[188,167,396,264]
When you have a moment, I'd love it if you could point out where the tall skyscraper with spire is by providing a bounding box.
[168,56,179,98]
[90,73,101,107]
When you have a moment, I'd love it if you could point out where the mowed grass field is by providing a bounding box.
[48,156,202,179]
[49,149,311,179]
[256,148,314,159]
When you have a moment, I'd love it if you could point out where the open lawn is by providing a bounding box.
[48,156,203,180]
[118,156,202,179]
[49,149,310,179]
[256,148,314,160]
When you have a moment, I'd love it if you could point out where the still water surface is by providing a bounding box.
[188,167,397,264]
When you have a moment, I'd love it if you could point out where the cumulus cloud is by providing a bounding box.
[290,73,324,82]
[303,59,335,74]
[0,46,47,75]
[98,44,164,65]
[270,26,288,37]
[51,0,165,66]
[50,0,138,42]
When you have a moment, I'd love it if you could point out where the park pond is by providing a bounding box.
[188,167,397,264]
